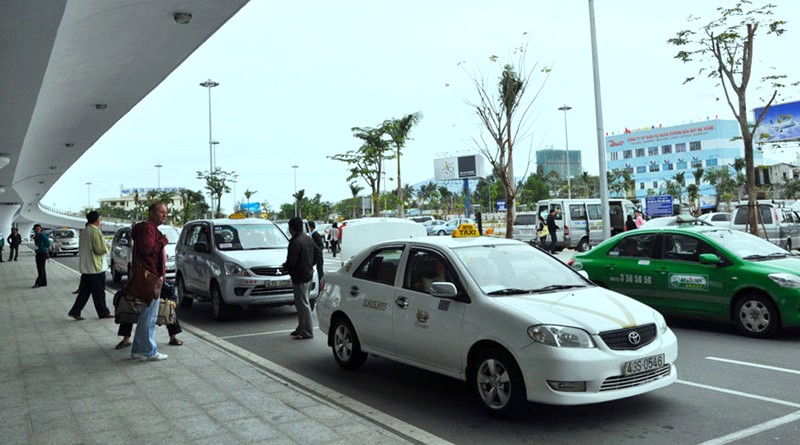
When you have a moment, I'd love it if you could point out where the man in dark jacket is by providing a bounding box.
[307,220,324,288]
[7,227,22,261]
[546,209,560,254]
[284,217,316,339]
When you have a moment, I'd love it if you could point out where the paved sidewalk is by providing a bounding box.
[0,249,441,444]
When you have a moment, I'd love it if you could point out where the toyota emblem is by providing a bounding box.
[628,331,641,345]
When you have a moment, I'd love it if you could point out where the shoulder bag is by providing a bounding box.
[125,265,162,305]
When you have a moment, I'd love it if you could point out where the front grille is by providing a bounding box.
[600,365,671,391]
[599,324,656,350]
[250,267,287,277]
[246,285,293,296]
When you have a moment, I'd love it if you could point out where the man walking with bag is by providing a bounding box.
[284,217,315,339]
[68,211,113,320]
[130,203,169,362]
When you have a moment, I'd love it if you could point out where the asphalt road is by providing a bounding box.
[53,251,800,444]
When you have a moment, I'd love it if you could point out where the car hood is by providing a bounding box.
[755,257,800,274]
[218,248,287,267]
[492,286,657,334]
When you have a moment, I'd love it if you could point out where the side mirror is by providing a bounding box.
[430,282,458,298]
[698,253,721,265]
[194,242,210,253]
[118,239,130,246]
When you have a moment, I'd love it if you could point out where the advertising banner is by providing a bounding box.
[753,100,800,143]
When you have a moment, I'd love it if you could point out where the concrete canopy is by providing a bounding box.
[0,0,249,232]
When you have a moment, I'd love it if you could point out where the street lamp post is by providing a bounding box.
[292,165,299,217]
[154,163,162,189]
[558,104,573,199]
[85,182,92,208]
[200,78,219,214]
[210,140,220,171]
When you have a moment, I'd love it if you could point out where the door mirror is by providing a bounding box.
[430,282,458,298]
[193,242,210,253]
[117,239,130,246]
[698,253,721,265]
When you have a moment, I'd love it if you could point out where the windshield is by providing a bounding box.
[213,223,289,251]
[702,229,788,258]
[159,226,181,244]
[54,230,76,239]
[452,243,588,295]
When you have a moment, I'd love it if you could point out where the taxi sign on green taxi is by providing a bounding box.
[570,225,800,338]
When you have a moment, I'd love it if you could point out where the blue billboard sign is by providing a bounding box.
[241,202,260,213]
[753,100,800,143]
[646,195,673,218]
[496,200,506,211]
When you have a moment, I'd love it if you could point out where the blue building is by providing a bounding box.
[605,119,761,210]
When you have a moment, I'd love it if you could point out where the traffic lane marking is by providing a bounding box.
[696,410,800,445]
[220,327,320,340]
[705,356,800,375]
[676,380,800,409]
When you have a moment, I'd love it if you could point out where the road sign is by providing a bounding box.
[646,195,673,217]
[241,202,260,213]
[496,200,506,211]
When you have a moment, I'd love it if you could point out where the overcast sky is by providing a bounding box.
[45,0,799,214]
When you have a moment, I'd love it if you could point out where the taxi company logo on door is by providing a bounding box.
[415,309,430,328]
[669,274,708,291]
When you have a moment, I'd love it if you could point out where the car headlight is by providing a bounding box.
[528,325,596,348]
[653,310,669,335]
[223,261,250,277]
[768,273,800,288]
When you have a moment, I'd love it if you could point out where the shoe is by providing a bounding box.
[72,290,79,294]
[130,352,141,359]
[68,314,84,321]
[141,353,168,362]
[100,313,114,319]
[292,334,313,340]
[168,338,183,346]
[289,330,299,336]
[115,340,132,350]
[31,284,40,289]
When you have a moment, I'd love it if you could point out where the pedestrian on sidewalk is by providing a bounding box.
[7,227,22,261]
[284,217,315,339]
[308,220,324,295]
[546,209,560,254]
[68,211,113,320]
[130,203,169,362]
[32,224,50,288]
[329,221,339,258]
[115,281,183,349]
[0,234,4,262]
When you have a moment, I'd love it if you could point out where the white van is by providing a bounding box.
[536,198,637,252]
[730,201,800,251]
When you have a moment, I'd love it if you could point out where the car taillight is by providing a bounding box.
[567,259,575,267]
[564,225,570,236]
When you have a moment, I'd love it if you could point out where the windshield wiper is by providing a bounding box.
[487,288,532,296]
[528,284,587,293]
[742,253,788,260]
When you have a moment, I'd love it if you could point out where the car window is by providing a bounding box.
[353,247,404,286]
[159,226,181,243]
[550,204,563,220]
[587,204,602,220]
[712,214,730,222]
[733,205,773,225]
[514,214,537,226]
[569,205,586,220]
[453,243,585,294]
[185,224,208,247]
[703,228,789,258]
[607,233,657,258]
[213,223,288,251]
[54,230,75,239]
[660,233,718,262]
[403,249,459,294]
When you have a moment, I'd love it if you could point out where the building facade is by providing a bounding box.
[536,148,582,179]
[605,119,763,209]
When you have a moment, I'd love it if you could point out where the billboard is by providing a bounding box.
[433,155,485,180]
[753,100,800,143]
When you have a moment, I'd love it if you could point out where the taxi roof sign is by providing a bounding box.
[452,223,480,238]
[229,212,246,219]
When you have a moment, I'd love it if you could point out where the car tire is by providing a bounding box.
[111,261,122,283]
[175,275,193,308]
[437,230,446,236]
[470,346,527,418]
[734,293,780,338]
[576,237,591,252]
[331,317,368,369]
[211,283,229,321]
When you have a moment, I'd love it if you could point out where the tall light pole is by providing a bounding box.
[558,104,573,199]
[85,182,92,208]
[200,78,219,214]
[210,140,220,171]
[154,163,162,189]
[292,165,299,217]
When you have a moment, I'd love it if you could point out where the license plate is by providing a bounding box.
[623,353,665,376]
[266,279,291,288]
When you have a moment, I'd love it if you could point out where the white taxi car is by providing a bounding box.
[317,224,678,417]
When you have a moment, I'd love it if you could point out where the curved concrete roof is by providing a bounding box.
[0,0,248,232]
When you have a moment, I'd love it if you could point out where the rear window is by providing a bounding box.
[514,214,537,226]
[733,205,773,225]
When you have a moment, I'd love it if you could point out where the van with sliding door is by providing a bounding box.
[536,198,637,252]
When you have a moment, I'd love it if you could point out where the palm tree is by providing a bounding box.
[580,171,591,198]
[402,183,416,207]
[243,189,257,216]
[292,189,305,218]
[383,112,422,218]
[349,182,363,217]
[673,172,685,209]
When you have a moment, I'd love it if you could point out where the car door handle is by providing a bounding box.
[395,296,409,309]
[349,286,359,296]
[605,264,616,271]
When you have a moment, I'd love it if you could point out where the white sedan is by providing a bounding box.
[317,226,678,417]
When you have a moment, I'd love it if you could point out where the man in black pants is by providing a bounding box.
[307,220,324,296]
[546,209,560,254]
[7,227,22,261]
[32,224,50,288]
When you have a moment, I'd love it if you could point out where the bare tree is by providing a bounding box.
[669,1,796,234]
[462,42,550,238]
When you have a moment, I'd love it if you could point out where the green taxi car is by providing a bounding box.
[570,226,800,338]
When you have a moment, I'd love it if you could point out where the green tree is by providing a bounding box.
[197,168,236,218]
[704,166,737,209]
[176,188,208,225]
[382,112,423,218]
[669,1,796,234]
[673,172,686,208]
[329,126,391,216]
